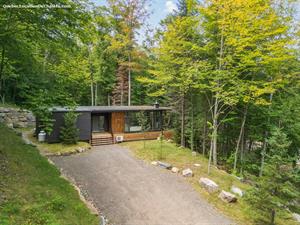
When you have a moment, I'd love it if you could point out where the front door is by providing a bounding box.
[92,114,109,132]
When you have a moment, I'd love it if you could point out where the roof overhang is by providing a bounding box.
[50,106,171,113]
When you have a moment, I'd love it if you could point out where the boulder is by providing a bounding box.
[182,168,193,177]
[193,163,201,167]
[218,190,237,203]
[158,161,172,169]
[75,147,85,153]
[199,177,219,193]
[151,161,158,166]
[231,186,243,197]
[292,213,300,222]
[192,151,197,156]
[171,167,179,173]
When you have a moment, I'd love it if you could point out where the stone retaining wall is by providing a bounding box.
[0,107,35,128]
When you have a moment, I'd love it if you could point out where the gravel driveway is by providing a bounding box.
[51,145,234,225]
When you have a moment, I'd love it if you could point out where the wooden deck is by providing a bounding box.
[92,132,113,139]
[91,130,173,146]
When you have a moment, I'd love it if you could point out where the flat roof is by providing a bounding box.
[51,105,171,113]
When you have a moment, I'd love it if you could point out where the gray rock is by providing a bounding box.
[76,147,85,153]
[218,190,237,203]
[13,122,26,128]
[171,167,179,173]
[6,123,13,128]
[0,108,10,113]
[192,151,197,156]
[18,116,27,122]
[158,161,172,169]
[199,177,219,193]
[151,161,158,166]
[231,186,243,197]
[292,213,300,222]
[182,168,193,177]
[194,163,201,167]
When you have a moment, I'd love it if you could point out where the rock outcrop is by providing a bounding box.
[0,107,35,128]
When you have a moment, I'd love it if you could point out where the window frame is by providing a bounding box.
[124,110,163,133]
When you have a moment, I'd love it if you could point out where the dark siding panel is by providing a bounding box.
[47,112,64,143]
[77,112,91,141]
[47,112,91,143]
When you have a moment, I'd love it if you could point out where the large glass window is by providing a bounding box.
[125,111,162,133]
[151,111,162,131]
[125,112,142,132]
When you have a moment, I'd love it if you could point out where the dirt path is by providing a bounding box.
[51,145,234,225]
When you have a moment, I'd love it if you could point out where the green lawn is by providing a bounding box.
[23,130,90,155]
[0,124,98,225]
[121,140,298,225]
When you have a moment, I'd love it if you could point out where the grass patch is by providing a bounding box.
[24,130,90,155]
[0,103,19,109]
[0,124,98,225]
[121,140,298,225]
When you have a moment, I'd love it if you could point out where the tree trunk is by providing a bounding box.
[233,105,248,172]
[259,93,273,176]
[95,82,98,106]
[190,93,194,151]
[208,138,213,174]
[240,127,245,173]
[128,54,131,106]
[180,94,185,147]
[271,209,276,225]
[90,80,94,106]
[211,24,224,167]
[259,132,267,177]
[212,97,219,166]
[202,110,207,155]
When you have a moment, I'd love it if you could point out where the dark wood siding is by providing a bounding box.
[47,112,91,143]
[111,112,125,133]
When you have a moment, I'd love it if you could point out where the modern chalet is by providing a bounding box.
[41,105,172,145]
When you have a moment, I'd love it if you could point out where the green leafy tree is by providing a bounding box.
[107,0,149,106]
[245,128,300,224]
[60,110,79,145]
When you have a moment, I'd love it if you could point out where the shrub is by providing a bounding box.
[60,110,79,145]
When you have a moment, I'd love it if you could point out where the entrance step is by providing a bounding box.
[91,137,114,146]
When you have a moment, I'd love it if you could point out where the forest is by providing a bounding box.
[0,0,299,224]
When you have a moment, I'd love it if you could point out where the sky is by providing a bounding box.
[91,0,179,39]
[90,0,300,43]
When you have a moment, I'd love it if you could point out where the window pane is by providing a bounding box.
[125,112,142,132]
[125,111,162,132]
